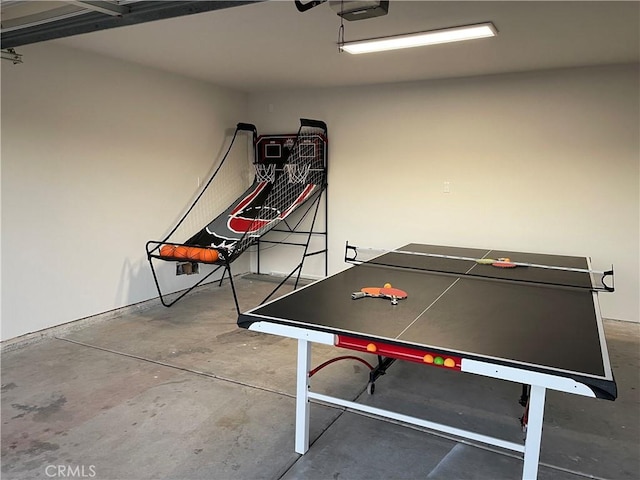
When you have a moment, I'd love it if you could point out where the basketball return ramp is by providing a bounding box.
[146,119,328,311]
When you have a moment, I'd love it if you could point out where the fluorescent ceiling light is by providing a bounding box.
[340,22,497,54]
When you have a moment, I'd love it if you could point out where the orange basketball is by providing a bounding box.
[173,245,189,259]
[187,247,202,261]
[199,248,219,263]
[159,244,175,258]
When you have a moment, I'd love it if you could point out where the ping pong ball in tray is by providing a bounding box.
[423,354,457,369]
[383,283,392,289]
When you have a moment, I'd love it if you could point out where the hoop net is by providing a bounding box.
[285,163,311,184]
[167,132,252,244]
[255,163,276,183]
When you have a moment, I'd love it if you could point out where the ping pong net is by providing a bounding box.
[344,242,614,293]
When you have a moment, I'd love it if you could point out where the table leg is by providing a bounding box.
[295,338,311,454]
[522,385,546,480]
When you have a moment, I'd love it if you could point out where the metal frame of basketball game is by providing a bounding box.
[242,259,612,480]
[146,120,329,312]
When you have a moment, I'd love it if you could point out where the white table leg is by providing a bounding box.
[295,338,311,454]
[522,385,546,480]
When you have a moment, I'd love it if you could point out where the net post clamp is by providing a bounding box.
[344,241,358,263]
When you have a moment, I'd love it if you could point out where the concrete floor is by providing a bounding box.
[1,275,639,480]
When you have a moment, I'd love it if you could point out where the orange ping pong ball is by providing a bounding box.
[444,358,456,368]
[423,354,434,364]
[383,283,392,289]
[366,343,377,353]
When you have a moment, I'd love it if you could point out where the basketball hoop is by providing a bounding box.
[255,163,276,183]
[285,164,311,184]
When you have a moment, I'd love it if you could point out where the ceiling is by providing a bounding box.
[1,1,260,47]
[5,1,640,93]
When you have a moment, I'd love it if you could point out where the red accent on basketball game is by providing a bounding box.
[228,183,317,234]
[281,184,317,217]
[229,182,269,216]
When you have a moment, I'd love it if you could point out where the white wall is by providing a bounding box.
[249,64,639,323]
[1,43,250,340]
[2,51,637,342]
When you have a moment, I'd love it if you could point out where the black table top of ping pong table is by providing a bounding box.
[238,243,617,400]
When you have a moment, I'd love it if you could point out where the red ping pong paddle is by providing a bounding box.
[351,286,408,305]
[492,257,517,268]
[352,287,381,298]
[493,261,516,268]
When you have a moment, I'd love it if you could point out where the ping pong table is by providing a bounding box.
[238,243,617,480]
